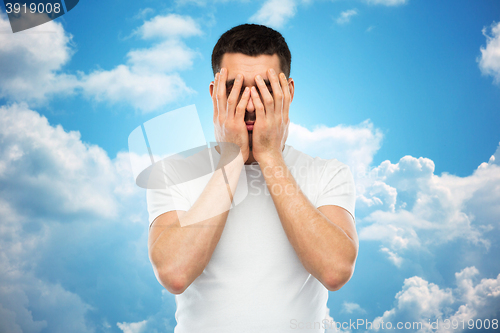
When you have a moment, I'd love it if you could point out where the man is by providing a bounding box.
[147,24,358,332]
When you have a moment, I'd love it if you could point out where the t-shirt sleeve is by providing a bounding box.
[147,177,192,228]
[315,160,356,220]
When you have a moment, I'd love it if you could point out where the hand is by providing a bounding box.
[250,69,291,163]
[212,68,251,162]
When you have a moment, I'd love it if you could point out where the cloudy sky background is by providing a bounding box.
[0,0,499,332]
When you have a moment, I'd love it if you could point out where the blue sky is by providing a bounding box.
[0,0,499,332]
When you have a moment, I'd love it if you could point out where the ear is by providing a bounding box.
[288,78,295,103]
[209,81,215,98]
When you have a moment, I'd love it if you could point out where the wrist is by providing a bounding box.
[256,150,285,168]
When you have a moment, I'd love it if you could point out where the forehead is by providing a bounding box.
[220,53,281,79]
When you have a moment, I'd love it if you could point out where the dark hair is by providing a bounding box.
[211,24,292,78]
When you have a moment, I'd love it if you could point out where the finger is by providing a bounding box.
[268,68,284,121]
[251,86,266,121]
[227,73,243,120]
[254,74,274,116]
[212,74,219,123]
[279,73,291,125]
[235,86,250,122]
[281,123,289,150]
[216,68,228,122]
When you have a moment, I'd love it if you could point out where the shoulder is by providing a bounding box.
[284,144,351,177]
[143,146,215,188]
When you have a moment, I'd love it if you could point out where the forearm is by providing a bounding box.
[149,152,244,293]
[259,155,358,290]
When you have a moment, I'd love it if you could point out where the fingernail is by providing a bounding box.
[270,69,276,75]
[221,68,225,75]
[236,74,242,81]
[256,75,262,82]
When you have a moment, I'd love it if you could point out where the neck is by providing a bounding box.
[244,151,257,165]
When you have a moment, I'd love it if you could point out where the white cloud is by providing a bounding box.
[287,119,383,175]
[341,301,367,314]
[358,149,500,263]
[249,0,298,29]
[133,8,155,20]
[115,290,177,333]
[175,0,208,5]
[336,9,358,25]
[478,22,500,84]
[488,142,500,165]
[443,267,500,331]
[0,13,200,113]
[0,103,150,332]
[371,275,454,331]
[80,66,194,113]
[380,246,403,267]
[0,103,145,219]
[80,14,200,112]
[117,320,148,333]
[371,267,500,332]
[134,13,202,40]
[0,265,94,333]
[176,0,404,28]
[286,120,499,268]
[0,104,146,328]
[0,103,123,219]
[0,13,78,103]
[356,180,397,213]
[366,0,408,6]
[127,39,199,74]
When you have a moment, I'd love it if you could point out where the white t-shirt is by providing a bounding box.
[147,144,356,333]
